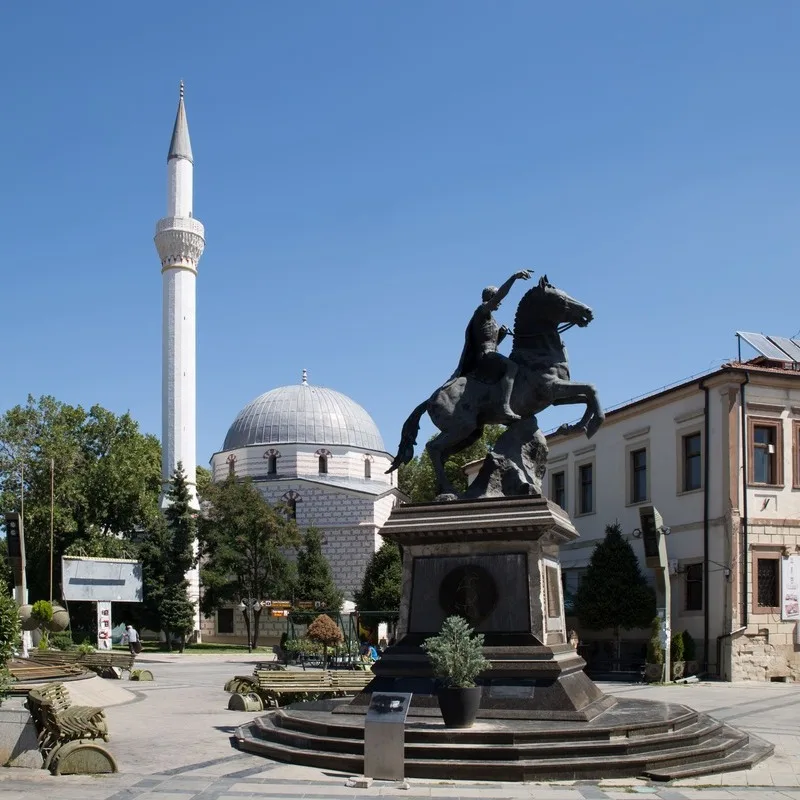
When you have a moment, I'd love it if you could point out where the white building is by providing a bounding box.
[536,348,800,682]
[201,372,403,644]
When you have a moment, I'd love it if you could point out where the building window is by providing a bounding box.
[364,459,371,479]
[551,470,566,509]
[217,608,234,634]
[226,454,237,476]
[682,432,702,492]
[749,418,782,486]
[685,563,703,611]
[318,455,328,474]
[794,421,800,487]
[756,557,780,610]
[630,448,647,503]
[268,455,277,475]
[577,463,593,515]
[282,490,301,521]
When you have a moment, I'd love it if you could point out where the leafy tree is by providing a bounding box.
[0,576,21,664]
[198,476,298,649]
[139,463,196,651]
[195,465,212,501]
[306,613,343,669]
[294,528,342,614]
[31,599,54,648]
[0,395,160,600]
[354,539,402,623]
[573,522,656,670]
[398,425,503,502]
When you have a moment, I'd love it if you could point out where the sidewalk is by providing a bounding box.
[0,658,797,800]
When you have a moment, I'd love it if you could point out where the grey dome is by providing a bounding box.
[223,383,385,452]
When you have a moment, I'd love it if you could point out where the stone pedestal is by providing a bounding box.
[340,496,611,720]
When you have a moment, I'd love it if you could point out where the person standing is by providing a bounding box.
[125,624,140,655]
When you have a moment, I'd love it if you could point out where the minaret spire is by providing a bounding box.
[168,80,193,164]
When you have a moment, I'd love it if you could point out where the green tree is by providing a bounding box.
[573,522,656,671]
[198,476,298,650]
[195,465,212,500]
[0,576,21,664]
[139,463,197,651]
[0,396,160,600]
[354,539,402,623]
[294,528,343,613]
[398,425,503,502]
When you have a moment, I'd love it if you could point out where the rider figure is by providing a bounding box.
[451,270,532,424]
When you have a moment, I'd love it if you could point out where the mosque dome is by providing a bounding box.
[222,375,386,452]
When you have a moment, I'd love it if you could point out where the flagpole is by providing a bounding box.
[49,458,54,602]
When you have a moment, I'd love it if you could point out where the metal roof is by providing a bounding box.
[223,382,386,452]
[168,82,193,164]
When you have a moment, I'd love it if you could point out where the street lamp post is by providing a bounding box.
[238,598,263,652]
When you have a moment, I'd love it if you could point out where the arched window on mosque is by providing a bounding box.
[226,454,237,476]
[364,459,371,479]
[315,449,332,475]
[264,449,280,476]
[282,490,301,521]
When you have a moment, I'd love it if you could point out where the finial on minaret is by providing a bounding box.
[302,369,308,385]
[168,81,193,163]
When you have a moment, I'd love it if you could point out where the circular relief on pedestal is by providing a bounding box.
[438,564,498,628]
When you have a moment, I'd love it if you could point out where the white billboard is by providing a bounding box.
[61,556,143,602]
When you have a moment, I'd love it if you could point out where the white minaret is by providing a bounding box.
[155,82,204,638]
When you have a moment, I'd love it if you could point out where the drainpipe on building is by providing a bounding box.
[739,371,750,629]
[700,379,710,674]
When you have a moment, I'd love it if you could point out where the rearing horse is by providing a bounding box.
[387,275,604,498]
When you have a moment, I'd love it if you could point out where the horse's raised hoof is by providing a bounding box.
[434,493,459,503]
[586,416,604,439]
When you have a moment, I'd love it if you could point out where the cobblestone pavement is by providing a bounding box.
[0,655,798,800]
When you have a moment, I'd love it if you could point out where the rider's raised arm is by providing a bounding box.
[485,270,531,311]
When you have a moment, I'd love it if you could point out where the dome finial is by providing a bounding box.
[179,80,185,100]
[302,368,308,385]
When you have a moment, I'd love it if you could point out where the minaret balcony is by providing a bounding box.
[155,216,206,270]
[155,216,205,238]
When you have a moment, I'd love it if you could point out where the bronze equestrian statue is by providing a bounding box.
[387,273,604,500]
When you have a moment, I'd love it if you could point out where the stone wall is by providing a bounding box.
[730,630,800,681]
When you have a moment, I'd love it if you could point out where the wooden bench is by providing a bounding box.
[29,650,137,679]
[77,651,136,678]
[226,668,373,708]
[26,683,117,774]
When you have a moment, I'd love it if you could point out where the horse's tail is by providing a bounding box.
[386,400,429,474]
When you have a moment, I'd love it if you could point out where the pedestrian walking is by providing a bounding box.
[125,624,141,655]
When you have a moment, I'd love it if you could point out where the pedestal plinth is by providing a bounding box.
[340,496,612,720]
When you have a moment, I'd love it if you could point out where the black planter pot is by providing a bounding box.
[436,686,482,728]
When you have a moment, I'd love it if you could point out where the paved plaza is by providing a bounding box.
[0,654,799,800]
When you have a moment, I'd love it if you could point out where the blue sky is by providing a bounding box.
[1,3,799,464]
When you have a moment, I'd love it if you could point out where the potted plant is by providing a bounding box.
[644,617,664,682]
[682,630,699,676]
[422,616,490,728]
[670,631,685,680]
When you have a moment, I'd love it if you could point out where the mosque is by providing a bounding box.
[155,85,400,643]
